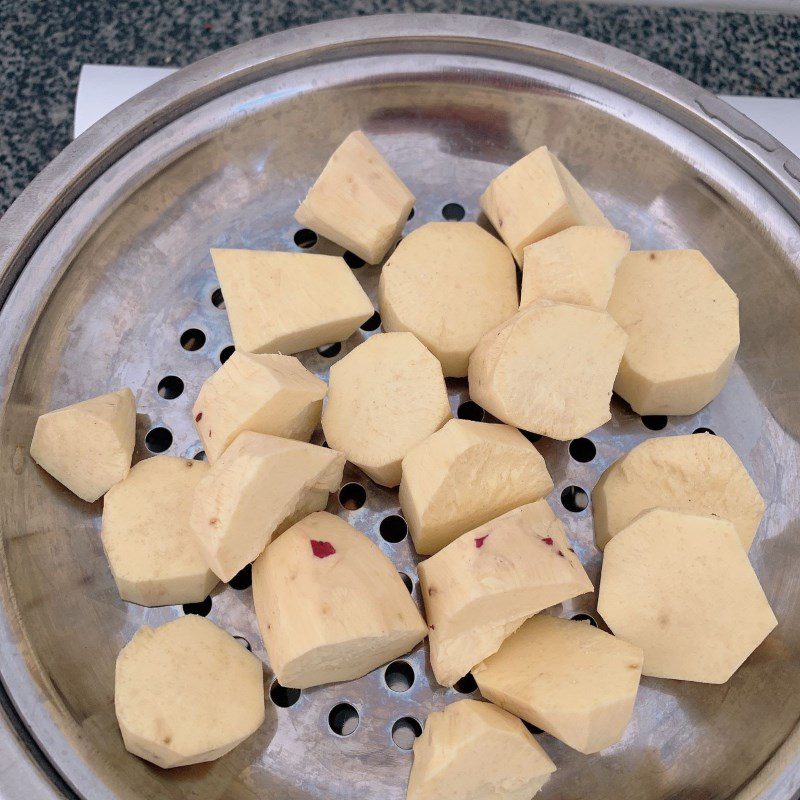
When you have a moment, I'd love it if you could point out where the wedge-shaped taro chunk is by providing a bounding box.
[379,222,518,377]
[593,433,764,551]
[468,301,627,440]
[407,699,556,800]
[521,225,630,310]
[480,145,611,265]
[400,420,553,555]
[30,387,136,502]
[102,456,218,606]
[252,512,427,689]
[608,250,739,415]
[115,615,265,768]
[193,352,327,463]
[474,614,643,754]
[295,130,415,264]
[598,508,777,683]
[211,248,373,355]
[418,501,592,687]
[190,432,345,581]
[322,333,451,487]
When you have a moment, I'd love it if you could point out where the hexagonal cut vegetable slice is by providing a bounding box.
[211,248,373,355]
[29,387,136,502]
[101,456,218,606]
[252,512,427,689]
[592,433,765,551]
[598,508,777,683]
[468,301,627,440]
[474,614,643,754]
[322,332,451,487]
[407,699,556,800]
[115,615,264,768]
[521,225,630,310]
[608,249,739,415]
[379,222,518,377]
[193,352,327,463]
[400,419,554,555]
[295,130,415,264]
[418,501,592,687]
[189,432,345,582]
[480,145,611,265]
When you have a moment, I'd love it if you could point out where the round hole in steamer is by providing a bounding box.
[317,342,342,358]
[343,251,365,269]
[219,345,235,364]
[693,427,716,435]
[407,207,415,221]
[211,287,225,309]
[234,635,252,651]
[380,515,408,543]
[180,328,206,351]
[385,661,415,692]
[392,717,423,750]
[157,375,184,400]
[328,703,359,736]
[568,437,596,463]
[453,673,478,694]
[457,400,485,422]
[294,228,318,249]
[571,613,599,627]
[339,483,366,510]
[642,415,668,431]
[360,311,381,332]
[145,427,173,453]
[270,679,301,708]
[193,450,206,461]
[228,564,252,590]
[400,572,413,593]
[561,485,589,513]
[441,202,465,221]
[182,595,212,616]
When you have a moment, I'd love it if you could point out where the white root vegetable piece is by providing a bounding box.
[418,501,592,687]
[190,432,345,582]
[379,222,518,377]
[474,615,643,754]
[468,301,627,440]
[400,420,553,555]
[592,433,764,551]
[252,511,427,689]
[598,508,777,683]
[101,457,218,606]
[608,249,739,415]
[30,388,136,502]
[193,352,327,463]
[295,130,415,264]
[115,615,264,768]
[211,248,373,355]
[407,699,556,800]
[322,332,451,487]
[480,145,611,265]
[521,225,630,310]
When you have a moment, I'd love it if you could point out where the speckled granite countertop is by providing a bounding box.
[1,0,798,213]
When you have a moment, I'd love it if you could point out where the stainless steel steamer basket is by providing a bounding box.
[1,14,799,800]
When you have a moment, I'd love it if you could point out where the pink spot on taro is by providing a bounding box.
[195,412,203,422]
[475,535,490,549]
[542,537,554,546]
[311,540,336,559]
[558,550,565,558]
[430,624,436,630]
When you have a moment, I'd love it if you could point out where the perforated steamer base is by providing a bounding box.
[1,15,800,800]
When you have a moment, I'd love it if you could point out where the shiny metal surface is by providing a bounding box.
[0,14,799,800]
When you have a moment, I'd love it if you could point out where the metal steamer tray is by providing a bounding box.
[1,14,799,800]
